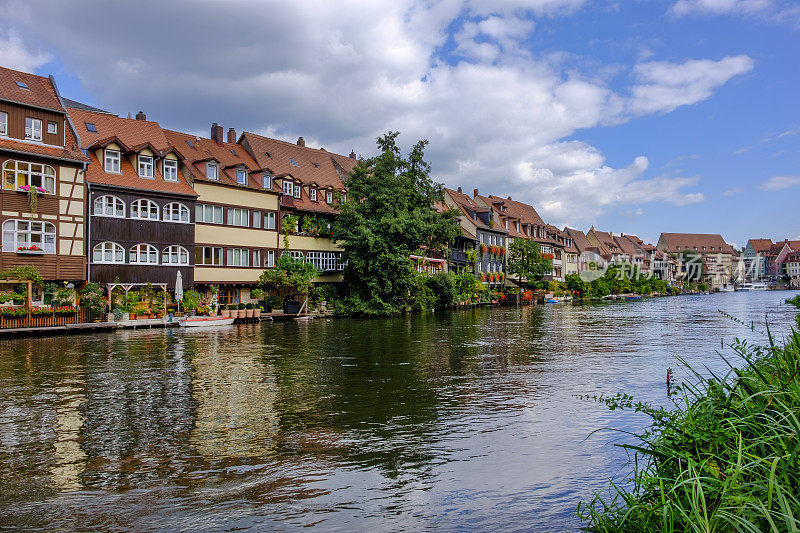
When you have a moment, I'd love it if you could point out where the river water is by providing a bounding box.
[1,290,798,531]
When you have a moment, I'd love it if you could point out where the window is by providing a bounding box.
[227,248,249,266]
[2,160,56,193]
[138,155,154,178]
[341,194,347,203]
[505,220,509,230]
[85,122,97,133]
[104,149,121,173]
[310,188,317,201]
[163,202,190,223]
[93,195,125,217]
[92,241,124,263]
[252,211,261,229]
[326,190,333,203]
[206,162,218,180]
[236,168,247,185]
[253,250,261,266]
[25,117,42,141]
[480,234,484,244]
[195,246,222,265]
[163,245,190,265]
[195,204,223,224]
[305,251,339,271]
[289,158,298,166]
[47,121,58,135]
[226,207,249,227]
[163,159,178,181]
[288,250,304,261]
[0,112,6,135]
[264,212,276,230]
[266,250,275,267]
[16,81,29,89]
[185,139,194,148]
[283,180,294,195]
[3,219,56,254]
[129,243,159,264]
[262,172,272,189]
[293,184,301,198]
[130,198,159,220]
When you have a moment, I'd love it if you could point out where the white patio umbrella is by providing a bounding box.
[175,271,183,303]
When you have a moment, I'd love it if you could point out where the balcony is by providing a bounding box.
[449,250,468,264]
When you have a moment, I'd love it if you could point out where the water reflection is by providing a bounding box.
[0,291,797,530]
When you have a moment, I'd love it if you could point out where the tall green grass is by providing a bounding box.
[578,322,800,532]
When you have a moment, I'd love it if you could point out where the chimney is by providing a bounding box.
[227,127,236,143]
[211,123,223,143]
[297,136,305,147]
[473,188,479,198]
[507,196,512,200]
[349,150,356,159]
[135,110,146,121]
[457,186,462,193]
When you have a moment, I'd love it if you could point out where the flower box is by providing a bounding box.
[17,185,47,194]
[17,247,45,255]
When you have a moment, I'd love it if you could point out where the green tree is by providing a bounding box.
[565,273,587,297]
[333,132,460,315]
[259,252,320,303]
[507,238,553,287]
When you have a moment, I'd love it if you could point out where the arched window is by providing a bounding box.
[92,241,124,263]
[162,245,189,265]
[130,199,159,220]
[93,195,125,217]
[129,243,159,264]
[2,160,56,193]
[163,202,190,223]
[2,219,56,254]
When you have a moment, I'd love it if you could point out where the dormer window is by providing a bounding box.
[47,121,58,135]
[138,155,154,178]
[262,172,272,189]
[310,188,317,201]
[505,220,509,230]
[104,149,121,173]
[25,117,42,141]
[206,162,218,180]
[236,168,247,185]
[163,159,178,181]
[293,184,301,198]
[0,112,7,135]
[283,180,294,195]
[341,194,347,203]
[326,190,333,203]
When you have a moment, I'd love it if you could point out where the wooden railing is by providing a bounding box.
[0,307,92,329]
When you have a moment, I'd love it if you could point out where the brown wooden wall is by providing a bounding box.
[0,102,64,147]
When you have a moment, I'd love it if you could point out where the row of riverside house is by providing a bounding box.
[2,64,748,310]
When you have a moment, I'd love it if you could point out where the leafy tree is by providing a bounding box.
[333,132,460,315]
[425,272,458,309]
[453,271,483,302]
[565,273,587,297]
[259,252,320,302]
[507,238,552,287]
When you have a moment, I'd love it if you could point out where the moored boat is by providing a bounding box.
[718,284,735,292]
[624,295,642,301]
[736,282,768,291]
[180,315,236,327]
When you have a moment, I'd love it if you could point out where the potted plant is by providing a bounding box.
[237,302,246,318]
[113,307,124,321]
[220,304,230,318]
[250,288,263,300]
[265,295,281,313]
[245,302,254,318]
[480,243,487,256]
[80,282,107,322]
[253,305,261,318]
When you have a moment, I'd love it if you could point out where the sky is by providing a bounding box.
[1,0,798,247]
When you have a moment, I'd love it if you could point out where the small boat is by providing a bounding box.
[546,298,560,304]
[180,315,235,327]
[736,282,768,291]
[718,284,735,293]
[624,295,642,301]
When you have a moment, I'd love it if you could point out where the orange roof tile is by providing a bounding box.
[0,66,63,112]
[659,233,736,255]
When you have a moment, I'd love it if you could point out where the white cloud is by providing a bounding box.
[669,0,800,25]
[760,175,800,191]
[0,31,51,72]
[0,0,749,227]
[722,186,743,196]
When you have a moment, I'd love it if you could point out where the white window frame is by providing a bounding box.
[104,149,121,173]
[130,198,159,220]
[195,204,223,224]
[129,243,159,264]
[310,188,317,201]
[2,219,56,254]
[226,247,250,267]
[2,160,56,193]
[0,112,7,136]
[236,168,247,185]
[47,121,58,135]
[138,154,154,178]
[196,246,222,266]
[163,245,190,265]
[262,172,272,189]
[226,207,249,227]
[283,180,294,195]
[163,202,190,223]
[206,162,218,181]
[93,195,125,217]
[252,210,261,229]
[163,159,178,182]
[264,211,276,230]
[92,241,124,264]
[253,250,261,266]
[266,249,275,267]
[25,117,42,141]
[326,190,333,203]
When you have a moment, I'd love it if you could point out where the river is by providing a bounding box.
[1,290,798,531]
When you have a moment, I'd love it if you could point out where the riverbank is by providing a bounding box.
[579,309,800,530]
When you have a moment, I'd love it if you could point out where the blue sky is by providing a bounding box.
[1,0,797,247]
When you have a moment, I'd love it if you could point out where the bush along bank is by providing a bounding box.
[578,313,800,531]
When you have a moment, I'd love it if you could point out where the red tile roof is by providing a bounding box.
[444,188,496,232]
[564,227,595,254]
[747,238,773,254]
[659,233,736,255]
[0,66,63,112]
[485,194,546,227]
[0,134,88,163]
[68,109,196,196]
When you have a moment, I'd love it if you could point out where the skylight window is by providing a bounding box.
[186,139,194,148]
[289,158,299,166]
[16,81,29,89]
[265,151,272,158]
[85,122,97,133]
[312,162,319,168]
[230,148,238,156]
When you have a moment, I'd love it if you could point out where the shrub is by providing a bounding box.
[425,272,457,309]
[80,282,107,315]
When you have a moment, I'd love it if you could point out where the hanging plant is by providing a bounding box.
[19,185,45,217]
[480,243,487,256]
